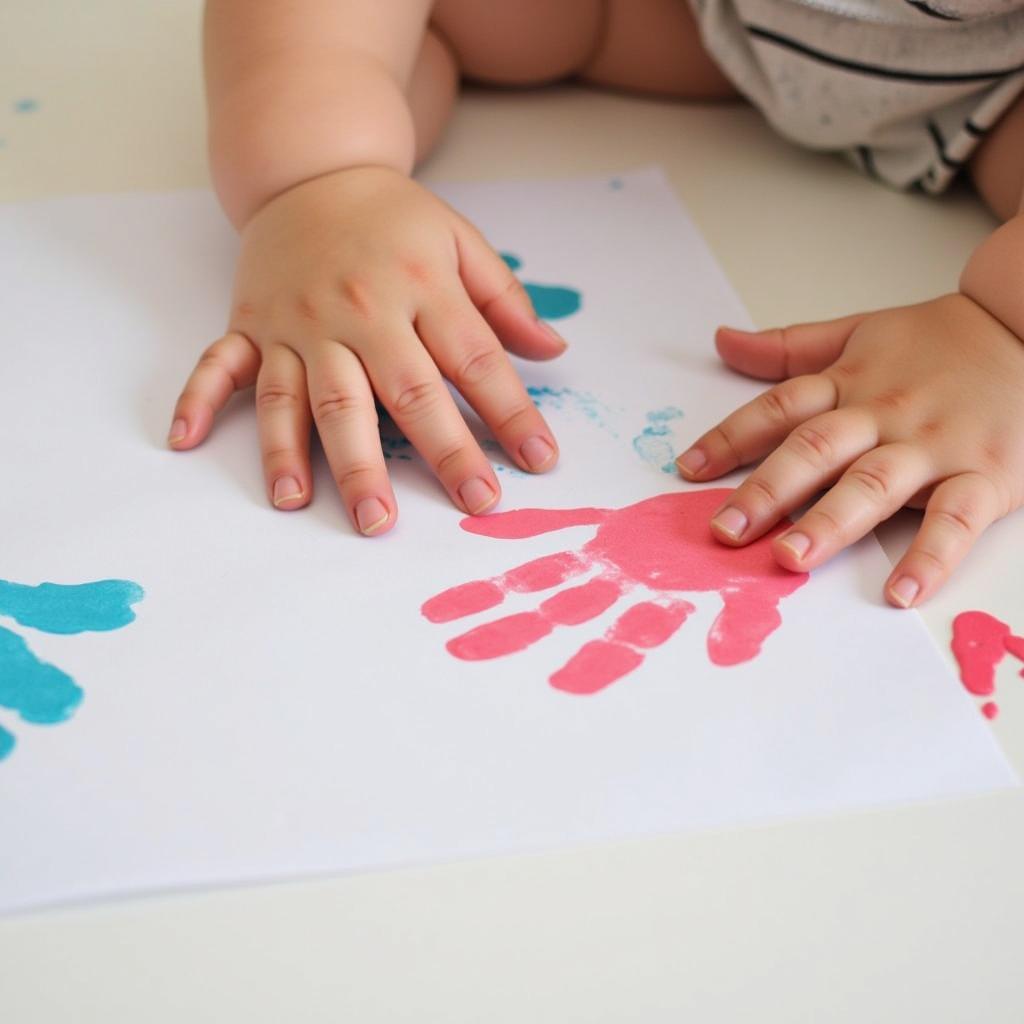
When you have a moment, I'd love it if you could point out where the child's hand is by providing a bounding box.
[169,166,565,534]
[675,294,1024,607]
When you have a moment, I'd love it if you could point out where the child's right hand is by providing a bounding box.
[168,166,566,535]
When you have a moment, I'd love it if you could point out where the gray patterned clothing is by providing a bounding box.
[687,0,1024,192]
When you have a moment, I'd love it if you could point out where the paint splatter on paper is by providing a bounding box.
[633,406,685,474]
[422,488,807,694]
[500,252,582,321]
[0,577,143,760]
[527,385,617,436]
[951,610,1024,720]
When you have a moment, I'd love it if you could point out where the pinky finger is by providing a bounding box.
[885,473,1004,608]
[169,331,261,449]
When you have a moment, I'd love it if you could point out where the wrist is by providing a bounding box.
[208,53,416,227]
[960,213,1024,343]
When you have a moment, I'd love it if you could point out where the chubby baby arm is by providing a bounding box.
[169,0,565,535]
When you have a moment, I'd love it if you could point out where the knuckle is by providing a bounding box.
[906,545,948,574]
[743,474,779,511]
[256,384,301,411]
[711,425,743,466]
[336,276,375,320]
[434,440,472,479]
[929,505,977,539]
[756,388,795,427]
[803,505,844,540]
[261,444,302,464]
[335,462,380,492]
[789,423,834,466]
[493,400,537,437]
[392,379,441,419]
[453,345,504,389]
[846,462,894,504]
[313,387,363,425]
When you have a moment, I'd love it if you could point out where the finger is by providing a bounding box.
[169,331,260,449]
[306,344,396,536]
[708,408,879,545]
[885,473,1005,608]
[676,373,839,481]
[714,312,870,382]
[453,222,569,361]
[357,324,502,516]
[256,344,312,510]
[416,296,559,473]
[771,443,934,571]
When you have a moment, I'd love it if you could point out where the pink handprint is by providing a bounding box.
[421,488,808,694]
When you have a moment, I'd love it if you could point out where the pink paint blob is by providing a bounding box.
[950,610,1024,719]
[422,489,809,694]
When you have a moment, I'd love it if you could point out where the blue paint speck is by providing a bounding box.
[499,252,582,320]
[633,406,685,474]
[609,178,624,190]
[480,439,525,475]
[0,577,144,761]
[14,98,39,114]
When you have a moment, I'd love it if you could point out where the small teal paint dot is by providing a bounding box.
[0,724,14,760]
[14,98,39,114]
[609,178,624,190]
[499,252,522,271]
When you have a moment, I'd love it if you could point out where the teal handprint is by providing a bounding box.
[0,578,144,760]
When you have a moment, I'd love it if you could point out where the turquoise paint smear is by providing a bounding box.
[527,385,616,436]
[14,98,39,114]
[0,576,144,762]
[499,252,582,321]
[633,406,685,474]
[0,579,144,635]
[0,625,83,726]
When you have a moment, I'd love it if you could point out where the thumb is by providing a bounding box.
[454,222,569,362]
[715,312,869,381]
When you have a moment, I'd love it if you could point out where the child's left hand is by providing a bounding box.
[676,293,1024,607]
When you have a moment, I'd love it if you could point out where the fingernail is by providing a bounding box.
[459,477,498,515]
[272,476,304,508]
[520,435,555,471]
[539,320,568,347]
[355,497,390,535]
[676,448,707,477]
[719,325,758,338]
[167,418,187,445]
[778,531,811,560]
[712,506,748,540]
[888,575,920,608]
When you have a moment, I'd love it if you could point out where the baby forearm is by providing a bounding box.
[205,0,434,227]
[960,211,1024,344]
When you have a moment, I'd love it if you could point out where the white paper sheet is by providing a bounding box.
[0,169,1014,914]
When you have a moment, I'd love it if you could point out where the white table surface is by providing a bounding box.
[2,3,1022,1021]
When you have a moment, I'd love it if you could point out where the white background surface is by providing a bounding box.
[2,2,1023,1021]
